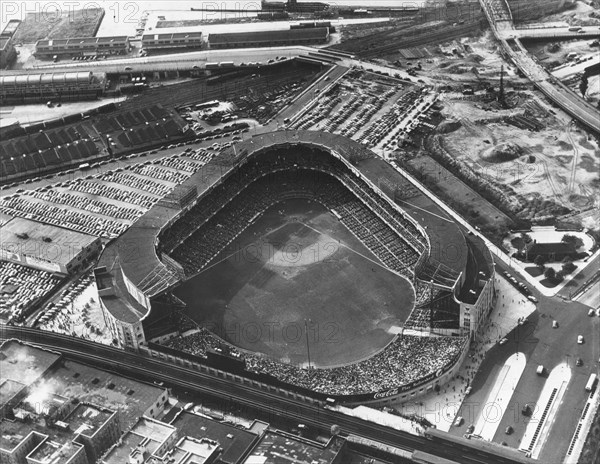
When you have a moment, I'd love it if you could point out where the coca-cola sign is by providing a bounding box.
[373,388,399,399]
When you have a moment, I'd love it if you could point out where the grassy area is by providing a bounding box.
[13,8,104,43]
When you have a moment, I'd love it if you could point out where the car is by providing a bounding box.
[527,295,538,303]
[505,426,513,435]
[465,386,472,395]
[552,320,559,328]
[0,184,10,190]
[466,424,474,434]
[454,416,463,426]
[499,338,508,345]
[588,309,596,316]
[578,335,584,344]
[576,358,583,366]
[124,66,132,71]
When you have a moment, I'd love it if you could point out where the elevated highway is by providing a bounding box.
[479,0,600,134]
[0,324,533,464]
[509,26,600,40]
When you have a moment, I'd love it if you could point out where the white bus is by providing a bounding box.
[586,373,597,392]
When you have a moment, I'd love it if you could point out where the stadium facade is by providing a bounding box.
[94,130,495,405]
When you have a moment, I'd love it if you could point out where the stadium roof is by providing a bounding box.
[98,130,467,324]
[208,27,328,45]
[0,216,98,266]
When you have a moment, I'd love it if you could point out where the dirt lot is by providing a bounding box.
[12,8,104,43]
[437,94,600,222]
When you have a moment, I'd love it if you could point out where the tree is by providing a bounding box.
[561,234,584,249]
[562,261,576,274]
[544,267,556,280]
[534,255,546,268]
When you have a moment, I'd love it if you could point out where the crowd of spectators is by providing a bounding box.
[162,147,427,281]
[0,196,128,238]
[163,327,232,356]
[163,325,466,396]
[246,334,466,395]
[27,189,143,222]
[0,261,62,323]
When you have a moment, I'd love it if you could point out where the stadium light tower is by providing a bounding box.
[304,318,312,369]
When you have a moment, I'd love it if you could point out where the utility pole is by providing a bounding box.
[304,319,312,369]
[498,64,506,107]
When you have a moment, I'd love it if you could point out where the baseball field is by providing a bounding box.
[175,198,416,367]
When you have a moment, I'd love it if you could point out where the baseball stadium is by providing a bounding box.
[94,130,495,405]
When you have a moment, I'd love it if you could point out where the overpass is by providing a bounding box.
[0,324,533,464]
[479,0,600,134]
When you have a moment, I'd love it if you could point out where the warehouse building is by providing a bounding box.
[0,71,105,105]
[208,27,329,49]
[141,31,203,50]
[35,36,129,58]
[0,20,19,69]
[0,37,16,69]
[0,217,102,275]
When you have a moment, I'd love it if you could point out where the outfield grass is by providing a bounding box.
[175,198,415,367]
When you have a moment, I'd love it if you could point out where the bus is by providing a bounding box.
[586,373,597,392]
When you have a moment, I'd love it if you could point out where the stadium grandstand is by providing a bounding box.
[208,27,329,49]
[35,36,129,58]
[141,32,203,50]
[0,72,105,105]
[93,130,495,405]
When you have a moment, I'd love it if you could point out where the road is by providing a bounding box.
[479,0,600,134]
[0,324,533,464]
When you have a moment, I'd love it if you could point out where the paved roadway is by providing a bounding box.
[0,324,532,464]
[509,27,600,40]
[479,0,600,134]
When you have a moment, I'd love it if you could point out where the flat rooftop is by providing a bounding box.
[29,437,82,464]
[242,431,342,464]
[46,359,166,431]
[171,411,257,464]
[0,216,97,267]
[0,378,25,408]
[102,430,146,464]
[0,340,61,386]
[67,403,113,437]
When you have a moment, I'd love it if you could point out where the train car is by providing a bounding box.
[205,62,220,69]
[424,428,534,463]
